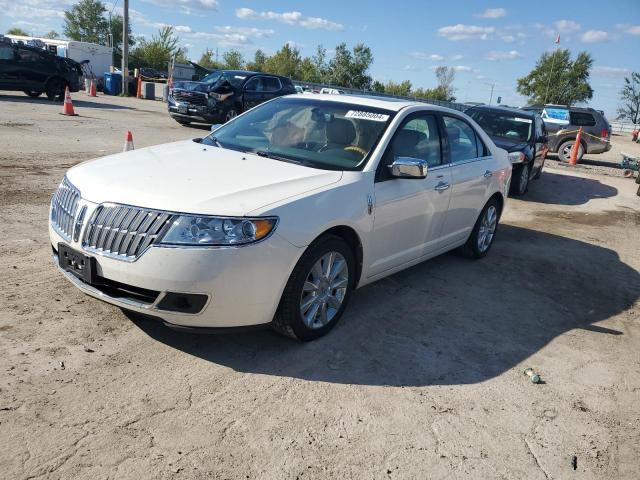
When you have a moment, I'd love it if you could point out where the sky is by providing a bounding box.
[1,0,639,118]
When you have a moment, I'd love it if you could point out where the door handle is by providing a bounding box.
[483,170,493,178]
[435,182,450,192]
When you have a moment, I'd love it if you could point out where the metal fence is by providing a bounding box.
[609,121,639,135]
[292,80,468,112]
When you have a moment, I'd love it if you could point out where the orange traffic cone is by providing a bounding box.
[568,127,582,165]
[123,131,134,152]
[136,76,142,99]
[60,86,78,116]
[89,79,97,97]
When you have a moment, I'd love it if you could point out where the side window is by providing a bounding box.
[244,77,260,91]
[262,76,282,92]
[569,111,596,127]
[0,45,14,60]
[380,113,442,178]
[443,116,479,162]
[534,117,544,139]
[17,48,42,62]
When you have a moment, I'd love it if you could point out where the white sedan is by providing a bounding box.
[50,95,511,340]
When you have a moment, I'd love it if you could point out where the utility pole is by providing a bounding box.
[486,82,495,105]
[121,0,129,96]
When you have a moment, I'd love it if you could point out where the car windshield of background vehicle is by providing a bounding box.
[468,110,533,143]
[202,98,395,170]
[200,71,223,86]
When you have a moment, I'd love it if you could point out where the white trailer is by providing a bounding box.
[5,35,113,80]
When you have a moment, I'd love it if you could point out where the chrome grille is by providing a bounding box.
[172,90,208,106]
[82,205,174,261]
[51,177,81,241]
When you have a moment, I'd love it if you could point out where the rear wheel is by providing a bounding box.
[45,78,66,101]
[559,140,584,162]
[458,197,501,259]
[24,91,42,98]
[272,235,355,341]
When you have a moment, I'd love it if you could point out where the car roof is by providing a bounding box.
[287,93,462,113]
[221,70,289,79]
[467,105,537,118]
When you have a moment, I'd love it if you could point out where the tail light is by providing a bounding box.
[601,128,609,140]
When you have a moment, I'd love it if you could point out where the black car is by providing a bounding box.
[0,36,82,100]
[466,105,549,196]
[168,70,297,126]
[522,104,611,162]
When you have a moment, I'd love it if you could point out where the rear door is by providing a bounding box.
[15,47,50,91]
[242,76,265,110]
[439,115,494,247]
[369,112,452,277]
[0,44,19,89]
[533,116,548,172]
[261,76,283,102]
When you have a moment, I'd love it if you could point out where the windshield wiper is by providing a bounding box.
[208,136,223,148]
[254,150,313,167]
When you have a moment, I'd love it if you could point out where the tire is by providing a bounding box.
[224,108,239,123]
[510,163,530,196]
[458,197,501,259]
[272,235,356,341]
[45,78,66,101]
[24,91,42,98]
[558,140,584,163]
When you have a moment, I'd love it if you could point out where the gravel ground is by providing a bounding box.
[1,91,639,480]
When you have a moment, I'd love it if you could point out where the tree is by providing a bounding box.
[63,0,108,44]
[434,66,456,101]
[413,86,451,101]
[617,72,640,124]
[222,49,245,70]
[198,49,222,70]
[517,49,593,105]
[131,26,185,70]
[371,80,385,93]
[326,43,373,89]
[263,44,300,77]
[384,80,412,96]
[6,28,29,36]
[246,49,267,72]
[44,30,60,39]
[312,45,328,83]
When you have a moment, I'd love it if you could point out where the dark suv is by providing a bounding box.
[522,105,611,162]
[466,105,548,196]
[168,70,296,126]
[0,37,81,100]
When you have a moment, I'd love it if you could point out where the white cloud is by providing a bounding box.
[410,52,444,61]
[593,66,630,77]
[403,65,417,71]
[554,19,581,33]
[501,35,515,43]
[140,0,218,14]
[451,54,464,61]
[285,40,304,49]
[0,0,70,19]
[477,8,507,19]
[438,24,495,41]
[581,30,609,43]
[215,26,274,38]
[486,50,522,61]
[453,65,472,72]
[236,7,343,31]
[174,25,193,33]
[623,25,640,35]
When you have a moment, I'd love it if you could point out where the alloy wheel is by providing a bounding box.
[477,205,497,253]
[299,251,348,329]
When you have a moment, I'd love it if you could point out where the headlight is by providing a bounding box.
[158,215,278,246]
[508,151,525,163]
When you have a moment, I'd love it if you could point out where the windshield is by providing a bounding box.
[202,97,394,170]
[468,110,533,143]
[200,71,247,88]
[200,71,223,85]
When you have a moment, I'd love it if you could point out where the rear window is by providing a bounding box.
[569,111,596,127]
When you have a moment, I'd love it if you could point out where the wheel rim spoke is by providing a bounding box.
[326,295,341,310]
[330,277,348,289]
[303,281,319,292]
[329,259,346,280]
[304,302,320,326]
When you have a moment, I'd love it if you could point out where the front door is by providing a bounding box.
[368,112,451,277]
[439,115,494,246]
[0,44,19,89]
[242,76,265,110]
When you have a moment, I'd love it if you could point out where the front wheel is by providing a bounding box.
[45,78,65,101]
[224,108,238,123]
[510,163,530,196]
[272,235,355,341]
[458,197,501,259]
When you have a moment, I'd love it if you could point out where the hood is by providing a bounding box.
[490,136,528,152]
[67,140,343,216]
[172,81,210,93]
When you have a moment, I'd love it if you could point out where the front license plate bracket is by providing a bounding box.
[58,243,96,283]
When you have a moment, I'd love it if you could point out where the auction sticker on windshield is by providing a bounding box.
[345,110,390,122]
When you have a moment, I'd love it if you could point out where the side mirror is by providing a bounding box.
[210,124,222,132]
[388,157,428,179]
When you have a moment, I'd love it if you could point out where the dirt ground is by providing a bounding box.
[1,91,639,480]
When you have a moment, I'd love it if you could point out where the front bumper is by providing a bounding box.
[49,200,303,329]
